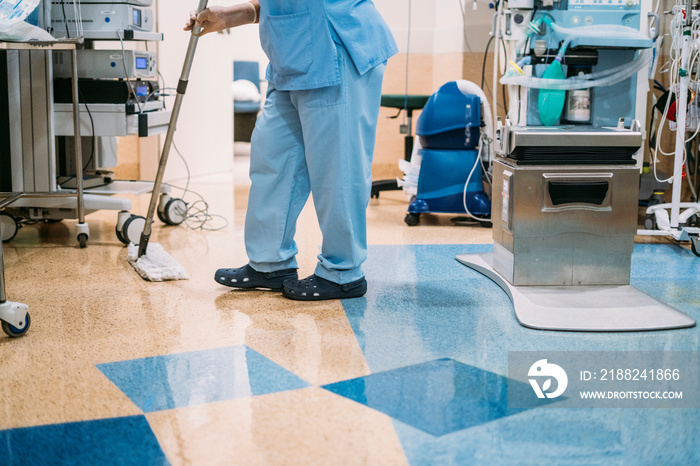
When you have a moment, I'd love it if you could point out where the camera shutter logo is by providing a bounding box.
[528,359,568,399]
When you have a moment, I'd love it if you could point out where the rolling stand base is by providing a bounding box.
[455,253,696,332]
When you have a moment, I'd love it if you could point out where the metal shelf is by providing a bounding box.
[55,102,171,138]
[0,38,83,51]
[82,31,163,41]
[79,180,168,196]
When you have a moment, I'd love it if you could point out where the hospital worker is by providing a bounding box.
[185,1,397,300]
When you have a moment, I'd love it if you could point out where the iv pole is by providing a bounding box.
[638,0,700,255]
[670,0,692,229]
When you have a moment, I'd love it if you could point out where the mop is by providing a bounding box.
[128,0,208,281]
[127,242,189,281]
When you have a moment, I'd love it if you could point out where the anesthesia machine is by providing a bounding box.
[456,0,697,332]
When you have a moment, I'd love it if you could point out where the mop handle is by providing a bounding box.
[138,0,209,258]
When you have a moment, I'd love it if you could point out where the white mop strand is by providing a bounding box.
[127,243,189,282]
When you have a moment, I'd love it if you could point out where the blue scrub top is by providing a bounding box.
[259,0,398,91]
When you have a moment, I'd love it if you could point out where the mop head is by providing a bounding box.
[127,242,189,281]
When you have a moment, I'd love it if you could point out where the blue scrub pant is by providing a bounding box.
[245,47,386,284]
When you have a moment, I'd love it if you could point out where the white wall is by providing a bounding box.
[154,0,496,181]
[375,0,494,55]
[156,0,266,182]
[378,0,437,54]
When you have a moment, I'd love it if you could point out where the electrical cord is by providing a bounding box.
[479,34,508,116]
[58,86,96,189]
[117,30,144,114]
[491,1,503,136]
[147,41,169,105]
[461,133,491,223]
[480,136,493,190]
[74,0,83,37]
[457,0,474,55]
[481,35,494,91]
[57,3,97,189]
[403,0,412,128]
[58,0,83,38]
[170,141,229,231]
[146,87,178,102]
[157,70,169,109]
[685,139,698,200]
[152,63,226,232]
[59,0,69,37]
[500,37,508,113]
[517,84,522,125]
[156,73,226,230]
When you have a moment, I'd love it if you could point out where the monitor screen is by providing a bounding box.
[135,57,148,70]
[133,9,142,27]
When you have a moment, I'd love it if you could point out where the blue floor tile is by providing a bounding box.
[97,345,309,412]
[394,408,700,465]
[0,416,169,466]
[323,358,552,436]
[341,244,700,464]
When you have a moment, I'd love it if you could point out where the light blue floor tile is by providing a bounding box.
[630,244,700,310]
[0,416,169,466]
[394,408,700,465]
[323,358,557,436]
[97,345,309,412]
[341,244,700,465]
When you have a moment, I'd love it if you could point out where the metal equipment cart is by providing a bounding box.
[0,39,86,337]
[0,32,181,247]
[0,38,89,246]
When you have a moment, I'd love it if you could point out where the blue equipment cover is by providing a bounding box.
[409,148,490,217]
[416,81,481,150]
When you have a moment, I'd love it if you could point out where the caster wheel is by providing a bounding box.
[2,312,30,338]
[115,224,126,244]
[691,235,700,257]
[77,233,88,248]
[644,214,656,230]
[121,215,146,245]
[1,212,19,243]
[405,213,420,226]
[160,198,187,226]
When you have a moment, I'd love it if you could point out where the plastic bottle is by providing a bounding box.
[0,0,41,24]
[563,66,592,124]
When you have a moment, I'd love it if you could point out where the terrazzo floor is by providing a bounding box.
[1,152,698,465]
